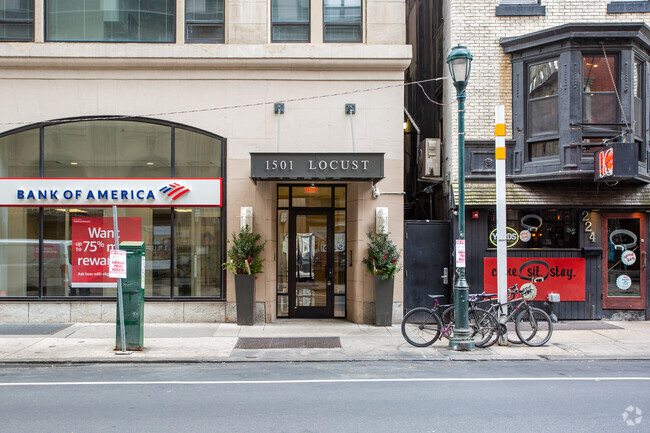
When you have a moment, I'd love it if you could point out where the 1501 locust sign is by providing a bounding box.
[250,153,384,181]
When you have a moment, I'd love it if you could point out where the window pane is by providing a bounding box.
[278,209,289,302]
[324,0,361,23]
[488,209,578,249]
[278,186,290,207]
[186,0,224,21]
[174,129,222,178]
[272,0,309,22]
[583,93,617,124]
[528,96,558,136]
[0,128,40,177]
[324,25,361,43]
[334,187,346,208]
[0,207,40,297]
[174,208,222,297]
[43,121,172,178]
[528,140,558,160]
[634,60,644,139]
[186,23,223,42]
[272,25,309,42]
[0,0,33,41]
[583,56,615,92]
[528,61,558,99]
[46,0,175,42]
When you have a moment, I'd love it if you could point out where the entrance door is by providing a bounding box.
[291,211,332,318]
[602,213,646,309]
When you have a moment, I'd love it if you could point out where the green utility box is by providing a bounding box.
[115,241,145,351]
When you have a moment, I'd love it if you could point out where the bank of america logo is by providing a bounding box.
[159,183,190,200]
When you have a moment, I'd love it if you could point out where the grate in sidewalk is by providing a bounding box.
[0,323,71,335]
[235,337,341,349]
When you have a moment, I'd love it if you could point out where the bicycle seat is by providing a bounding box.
[427,294,446,299]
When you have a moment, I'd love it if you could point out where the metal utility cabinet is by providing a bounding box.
[115,241,145,351]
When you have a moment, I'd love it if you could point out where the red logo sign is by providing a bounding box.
[71,217,142,288]
[597,147,614,178]
[159,183,190,200]
[483,257,585,301]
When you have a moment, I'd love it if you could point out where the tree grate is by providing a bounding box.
[235,337,341,349]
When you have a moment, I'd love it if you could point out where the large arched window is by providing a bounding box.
[0,118,225,299]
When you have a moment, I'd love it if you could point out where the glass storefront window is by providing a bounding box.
[487,209,578,249]
[0,207,40,297]
[277,209,289,317]
[0,119,224,299]
[174,208,221,297]
[46,0,175,42]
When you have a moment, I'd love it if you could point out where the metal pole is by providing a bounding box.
[495,106,509,346]
[449,88,475,351]
[113,206,130,355]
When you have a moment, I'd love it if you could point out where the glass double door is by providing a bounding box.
[603,213,646,310]
[290,211,333,318]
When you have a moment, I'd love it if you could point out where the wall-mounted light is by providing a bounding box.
[240,206,253,230]
[376,207,388,235]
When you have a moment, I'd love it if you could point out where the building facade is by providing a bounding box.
[0,0,410,324]
[406,0,650,320]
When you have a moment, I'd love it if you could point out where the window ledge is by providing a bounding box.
[607,2,650,13]
[496,4,546,16]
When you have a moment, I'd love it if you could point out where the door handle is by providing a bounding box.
[441,267,449,285]
[642,251,646,270]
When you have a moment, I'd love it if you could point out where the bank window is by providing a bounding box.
[488,209,578,249]
[272,0,310,42]
[46,0,175,42]
[527,60,559,160]
[186,0,224,43]
[324,0,361,43]
[0,0,33,41]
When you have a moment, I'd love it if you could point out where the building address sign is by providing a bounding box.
[250,153,384,182]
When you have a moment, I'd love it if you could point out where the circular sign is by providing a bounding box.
[616,274,632,291]
[489,227,519,248]
[520,230,531,242]
[621,250,637,266]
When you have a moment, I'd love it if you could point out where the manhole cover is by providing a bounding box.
[235,337,341,349]
[0,323,71,335]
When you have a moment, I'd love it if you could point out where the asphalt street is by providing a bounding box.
[0,360,647,433]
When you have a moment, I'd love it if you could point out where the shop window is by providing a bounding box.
[0,118,224,299]
[271,0,310,42]
[186,0,224,43]
[0,0,33,41]
[324,0,361,43]
[487,209,578,249]
[46,0,175,42]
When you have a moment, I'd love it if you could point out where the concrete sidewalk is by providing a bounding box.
[1,319,649,364]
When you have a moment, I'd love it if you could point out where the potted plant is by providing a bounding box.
[224,224,267,325]
[362,230,402,326]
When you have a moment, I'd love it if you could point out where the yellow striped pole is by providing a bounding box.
[495,106,508,346]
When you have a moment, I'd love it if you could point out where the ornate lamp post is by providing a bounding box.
[447,45,475,351]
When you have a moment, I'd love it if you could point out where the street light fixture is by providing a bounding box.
[447,45,475,351]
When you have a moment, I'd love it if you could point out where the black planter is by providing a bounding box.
[373,275,394,326]
[235,274,256,325]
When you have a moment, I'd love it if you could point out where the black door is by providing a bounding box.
[404,221,451,311]
[290,210,333,318]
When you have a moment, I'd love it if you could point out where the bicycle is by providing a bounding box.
[401,294,498,348]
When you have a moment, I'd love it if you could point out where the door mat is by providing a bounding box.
[235,337,341,349]
[0,323,72,335]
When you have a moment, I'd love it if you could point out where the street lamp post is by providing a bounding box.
[447,45,475,351]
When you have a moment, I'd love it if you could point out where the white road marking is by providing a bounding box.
[0,377,649,386]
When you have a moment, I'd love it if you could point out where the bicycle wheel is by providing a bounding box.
[441,306,455,340]
[469,308,498,348]
[515,307,553,347]
[506,306,523,344]
[401,307,443,347]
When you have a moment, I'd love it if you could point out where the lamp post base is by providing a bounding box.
[448,276,475,351]
[448,338,475,351]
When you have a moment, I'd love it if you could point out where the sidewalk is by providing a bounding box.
[1,319,649,364]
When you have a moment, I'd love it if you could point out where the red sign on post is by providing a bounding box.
[483,257,586,302]
[71,217,142,288]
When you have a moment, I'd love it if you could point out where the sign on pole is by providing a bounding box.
[108,250,127,279]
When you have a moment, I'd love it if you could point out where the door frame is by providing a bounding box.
[289,208,334,318]
[601,212,647,310]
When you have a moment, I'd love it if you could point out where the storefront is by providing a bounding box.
[0,118,224,301]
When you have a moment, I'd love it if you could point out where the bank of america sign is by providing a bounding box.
[0,178,222,207]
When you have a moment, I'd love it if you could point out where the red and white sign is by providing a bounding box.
[621,250,636,266]
[519,230,531,243]
[71,217,142,288]
[456,240,466,268]
[597,147,614,178]
[108,250,127,279]
[483,257,586,302]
